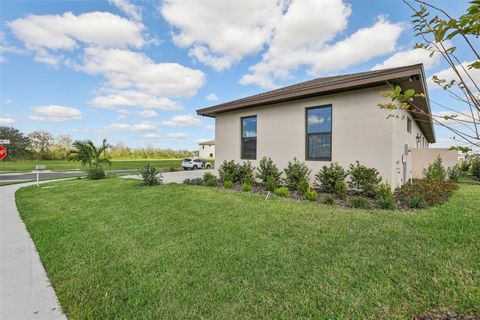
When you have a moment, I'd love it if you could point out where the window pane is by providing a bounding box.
[307,107,331,133]
[308,134,331,159]
[242,117,257,138]
[242,137,256,159]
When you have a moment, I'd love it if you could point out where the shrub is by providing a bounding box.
[458,160,470,176]
[203,172,216,186]
[334,180,347,199]
[87,167,106,180]
[447,165,460,182]
[138,164,162,186]
[242,182,252,192]
[408,195,425,209]
[274,186,288,197]
[284,158,311,191]
[223,180,234,189]
[471,156,480,179]
[321,194,336,205]
[257,157,282,187]
[183,178,204,185]
[349,196,372,210]
[218,160,239,182]
[298,178,310,196]
[376,182,395,210]
[168,165,178,172]
[347,161,382,197]
[314,162,348,193]
[395,179,458,207]
[424,155,447,180]
[303,188,317,201]
[265,176,279,192]
[238,161,255,184]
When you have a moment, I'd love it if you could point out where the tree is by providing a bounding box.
[378,0,480,148]
[67,139,111,170]
[28,131,54,154]
[0,126,32,158]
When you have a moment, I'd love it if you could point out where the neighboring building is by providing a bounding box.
[197,64,456,188]
[199,140,215,159]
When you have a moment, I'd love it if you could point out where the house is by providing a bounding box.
[197,64,455,188]
[199,140,215,159]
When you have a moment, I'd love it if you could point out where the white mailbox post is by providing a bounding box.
[33,165,47,186]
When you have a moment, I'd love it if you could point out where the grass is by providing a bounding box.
[16,178,480,319]
[0,159,199,172]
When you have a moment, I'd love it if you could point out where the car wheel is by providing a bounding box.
[206,163,211,168]
[193,165,198,170]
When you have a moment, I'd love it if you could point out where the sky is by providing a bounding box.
[0,0,478,151]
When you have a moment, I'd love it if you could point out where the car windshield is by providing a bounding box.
[183,158,191,162]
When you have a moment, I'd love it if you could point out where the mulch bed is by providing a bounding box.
[414,311,478,320]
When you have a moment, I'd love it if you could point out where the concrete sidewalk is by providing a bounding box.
[1,181,67,320]
[121,169,216,183]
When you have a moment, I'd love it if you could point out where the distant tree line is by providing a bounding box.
[0,126,194,160]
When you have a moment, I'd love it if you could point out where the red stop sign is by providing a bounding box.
[0,145,7,160]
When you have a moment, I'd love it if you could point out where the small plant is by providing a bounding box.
[284,158,311,191]
[168,165,178,172]
[349,196,372,210]
[297,178,310,196]
[376,182,395,210]
[334,180,347,199]
[347,161,382,197]
[242,181,252,192]
[314,162,348,193]
[470,155,480,179]
[395,179,458,208]
[87,167,106,180]
[303,188,317,201]
[203,172,216,186]
[218,160,239,182]
[447,165,460,182]
[265,176,279,192]
[183,178,204,185]
[238,161,255,185]
[424,155,447,181]
[274,186,288,197]
[223,180,234,189]
[458,160,470,176]
[408,195,425,209]
[138,163,162,186]
[321,194,336,205]
[257,157,282,188]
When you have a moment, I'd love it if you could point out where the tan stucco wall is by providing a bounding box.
[410,148,458,179]
[199,144,215,159]
[215,86,426,186]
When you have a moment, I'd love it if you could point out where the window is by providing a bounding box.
[241,116,257,159]
[209,153,213,158]
[306,105,332,160]
[407,117,412,133]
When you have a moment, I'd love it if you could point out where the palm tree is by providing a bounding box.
[68,139,111,171]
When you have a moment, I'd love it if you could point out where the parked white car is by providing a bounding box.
[181,158,212,170]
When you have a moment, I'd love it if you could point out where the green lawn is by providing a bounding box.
[0,159,192,172]
[16,178,480,319]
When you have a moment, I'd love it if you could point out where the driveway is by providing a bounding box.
[121,169,217,183]
[0,169,137,184]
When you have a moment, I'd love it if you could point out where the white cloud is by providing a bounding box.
[162,114,201,127]
[0,117,15,125]
[81,47,205,97]
[206,93,219,101]
[241,16,404,88]
[29,105,82,122]
[0,30,27,63]
[89,90,181,110]
[308,115,325,125]
[2,98,13,104]
[205,124,215,131]
[372,48,441,71]
[136,109,157,118]
[428,61,480,90]
[168,132,187,140]
[108,0,141,22]
[105,122,156,132]
[161,0,284,71]
[144,133,162,139]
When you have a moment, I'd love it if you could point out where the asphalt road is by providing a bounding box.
[0,169,137,181]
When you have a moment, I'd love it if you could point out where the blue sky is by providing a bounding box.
[0,0,477,150]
